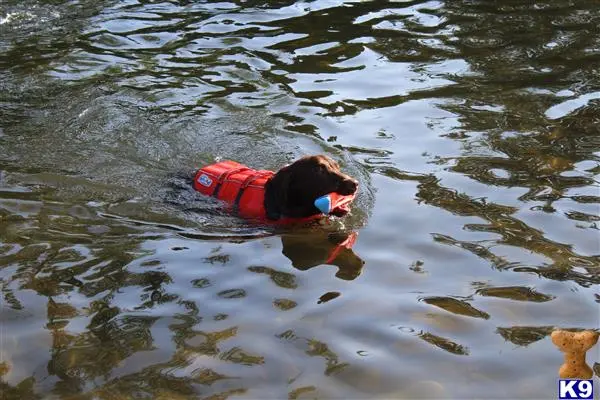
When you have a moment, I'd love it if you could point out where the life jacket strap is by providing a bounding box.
[233,170,274,213]
[212,167,252,198]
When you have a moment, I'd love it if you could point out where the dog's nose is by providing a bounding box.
[340,179,358,194]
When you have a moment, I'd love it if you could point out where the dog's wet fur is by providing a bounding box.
[264,155,358,220]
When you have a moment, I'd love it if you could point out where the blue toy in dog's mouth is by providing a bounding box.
[314,192,356,217]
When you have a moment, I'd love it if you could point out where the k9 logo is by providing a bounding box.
[558,380,594,400]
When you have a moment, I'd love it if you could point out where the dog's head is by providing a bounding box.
[264,155,358,219]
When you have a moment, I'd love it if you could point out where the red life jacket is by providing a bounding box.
[193,160,324,224]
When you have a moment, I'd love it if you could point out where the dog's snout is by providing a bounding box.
[339,178,358,195]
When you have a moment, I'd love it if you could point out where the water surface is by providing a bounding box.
[1,0,599,398]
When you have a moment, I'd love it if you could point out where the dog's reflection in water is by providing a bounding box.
[279,231,365,281]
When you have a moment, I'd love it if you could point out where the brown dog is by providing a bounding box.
[264,155,358,220]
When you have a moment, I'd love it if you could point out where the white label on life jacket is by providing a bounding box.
[198,174,213,187]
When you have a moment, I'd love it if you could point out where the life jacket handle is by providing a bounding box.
[217,167,252,183]
[233,170,274,212]
[212,167,251,198]
[240,170,274,188]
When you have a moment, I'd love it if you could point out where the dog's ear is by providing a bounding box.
[264,167,292,220]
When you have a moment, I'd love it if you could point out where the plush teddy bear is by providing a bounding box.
[551,329,599,379]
